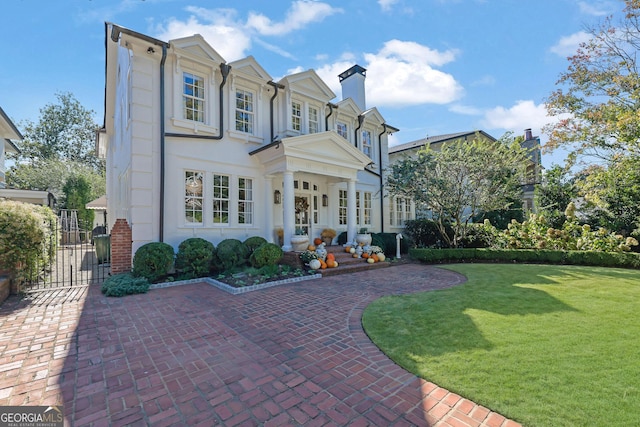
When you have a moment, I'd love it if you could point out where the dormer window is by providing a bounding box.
[183,72,205,122]
[362,130,372,158]
[337,122,348,139]
[292,102,302,132]
[308,106,319,134]
[235,89,254,134]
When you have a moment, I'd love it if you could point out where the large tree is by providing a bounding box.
[7,93,105,206]
[544,0,640,164]
[534,164,579,229]
[386,133,530,247]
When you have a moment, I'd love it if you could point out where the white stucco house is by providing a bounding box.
[100,23,400,254]
[0,106,21,190]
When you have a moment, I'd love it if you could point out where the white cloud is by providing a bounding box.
[378,0,400,11]
[577,1,616,16]
[550,31,591,57]
[246,1,343,36]
[449,104,483,115]
[155,8,252,61]
[481,100,550,136]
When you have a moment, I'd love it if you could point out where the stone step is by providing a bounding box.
[319,245,391,277]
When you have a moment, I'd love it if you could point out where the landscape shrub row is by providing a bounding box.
[104,236,284,297]
[410,248,640,269]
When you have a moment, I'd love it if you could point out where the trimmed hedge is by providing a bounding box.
[132,242,175,282]
[175,238,215,279]
[410,248,640,269]
[249,243,283,268]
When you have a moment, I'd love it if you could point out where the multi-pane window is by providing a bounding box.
[235,90,254,133]
[238,178,253,225]
[364,192,372,225]
[292,102,302,131]
[184,171,203,224]
[339,189,347,225]
[336,122,348,139]
[362,130,372,158]
[183,73,205,122]
[391,197,411,226]
[212,174,230,224]
[308,106,319,133]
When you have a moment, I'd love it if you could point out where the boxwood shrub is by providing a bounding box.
[213,238,249,271]
[132,242,175,282]
[244,236,268,254]
[250,243,283,268]
[410,248,640,269]
[175,237,215,279]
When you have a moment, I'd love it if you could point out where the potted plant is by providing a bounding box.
[290,227,309,252]
[275,227,284,246]
[321,228,337,246]
[356,227,372,246]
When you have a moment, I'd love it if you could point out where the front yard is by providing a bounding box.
[362,263,640,427]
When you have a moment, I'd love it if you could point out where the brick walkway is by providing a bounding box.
[0,264,522,426]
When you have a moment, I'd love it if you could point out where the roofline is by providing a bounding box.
[0,106,23,143]
[389,130,496,154]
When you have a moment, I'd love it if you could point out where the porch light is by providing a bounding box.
[274,190,281,204]
[322,194,328,207]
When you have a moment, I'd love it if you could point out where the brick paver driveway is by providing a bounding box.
[0,264,521,426]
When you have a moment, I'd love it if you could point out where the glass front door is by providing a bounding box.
[295,195,310,235]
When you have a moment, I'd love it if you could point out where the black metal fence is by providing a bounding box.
[22,213,109,293]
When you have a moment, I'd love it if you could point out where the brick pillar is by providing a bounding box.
[111,218,132,275]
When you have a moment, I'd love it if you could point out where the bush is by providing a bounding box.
[175,238,215,279]
[213,239,249,271]
[0,200,58,280]
[132,242,174,282]
[244,236,268,254]
[337,231,348,245]
[460,221,499,248]
[404,219,453,248]
[374,232,410,257]
[250,243,284,268]
[409,248,640,269]
[101,272,150,297]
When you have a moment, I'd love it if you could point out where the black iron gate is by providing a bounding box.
[22,211,109,293]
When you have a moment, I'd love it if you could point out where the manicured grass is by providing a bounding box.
[362,264,640,427]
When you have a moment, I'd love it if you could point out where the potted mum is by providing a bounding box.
[321,228,337,246]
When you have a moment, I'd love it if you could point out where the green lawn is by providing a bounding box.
[362,264,640,427]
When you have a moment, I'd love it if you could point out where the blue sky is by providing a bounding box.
[0,0,625,168]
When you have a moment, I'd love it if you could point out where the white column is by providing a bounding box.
[264,175,274,243]
[347,178,357,244]
[282,171,295,251]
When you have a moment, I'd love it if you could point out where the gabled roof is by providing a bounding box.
[389,130,496,154]
[279,69,335,101]
[171,34,226,64]
[0,106,22,154]
[335,98,361,116]
[229,55,272,82]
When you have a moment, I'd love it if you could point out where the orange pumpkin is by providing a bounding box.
[326,253,335,261]
[320,260,327,269]
[308,245,316,251]
[362,252,370,259]
[314,237,322,246]
[371,254,379,262]
[326,259,336,268]
[345,246,352,253]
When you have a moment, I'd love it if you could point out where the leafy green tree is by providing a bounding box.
[6,93,105,206]
[10,92,103,169]
[534,164,578,229]
[578,155,640,236]
[63,175,94,229]
[544,0,640,164]
[386,133,530,247]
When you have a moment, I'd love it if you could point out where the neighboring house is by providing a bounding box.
[388,129,542,220]
[0,106,55,207]
[0,106,21,190]
[100,24,398,254]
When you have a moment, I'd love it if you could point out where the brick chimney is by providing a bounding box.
[339,65,367,111]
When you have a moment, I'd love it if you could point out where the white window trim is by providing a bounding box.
[238,176,254,226]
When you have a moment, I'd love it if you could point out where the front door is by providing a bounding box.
[295,195,310,235]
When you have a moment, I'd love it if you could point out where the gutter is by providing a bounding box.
[267,81,285,142]
[325,102,338,131]
[354,113,365,148]
[377,124,399,233]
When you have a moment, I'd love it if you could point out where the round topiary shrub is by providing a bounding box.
[213,239,249,271]
[244,236,268,254]
[250,243,284,268]
[175,237,215,279]
[132,242,174,283]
